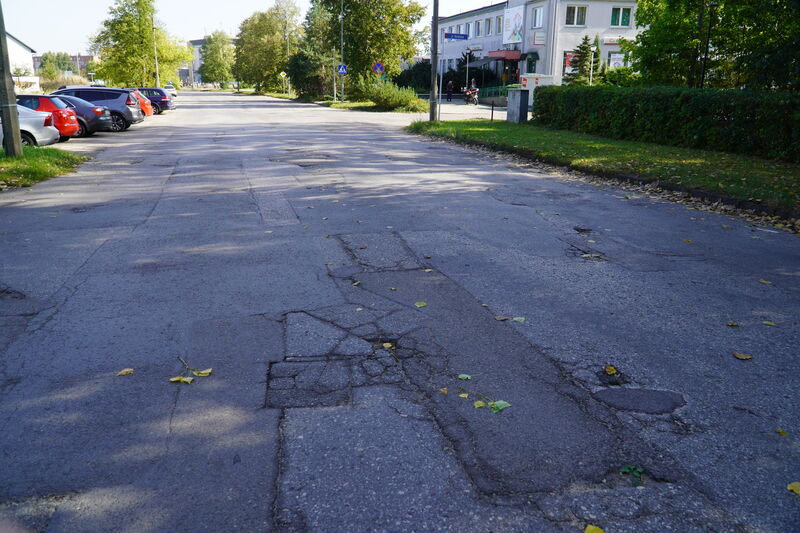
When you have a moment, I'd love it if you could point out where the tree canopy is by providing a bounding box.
[626,0,800,90]
[91,0,192,87]
[199,31,235,84]
[233,0,301,92]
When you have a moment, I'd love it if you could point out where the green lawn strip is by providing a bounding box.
[320,100,425,113]
[0,147,90,189]
[407,120,800,215]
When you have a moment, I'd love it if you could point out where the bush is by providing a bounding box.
[532,86,800,163]
[351,76,426,111]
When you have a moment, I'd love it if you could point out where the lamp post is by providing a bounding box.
[699,1,718,89]
[152,15,160,87]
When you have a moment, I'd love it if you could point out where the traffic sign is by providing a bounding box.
[372,62,385,74]
[279,71,287,78]
[444,33,468,40]
[337,64,348,75]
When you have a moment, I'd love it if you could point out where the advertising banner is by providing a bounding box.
[609,53,626,69]
[503,6,524,44]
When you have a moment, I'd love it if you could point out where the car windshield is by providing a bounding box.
[49,97,69,109]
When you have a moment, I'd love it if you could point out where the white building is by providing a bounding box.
[6,33,36,75]
[438,0,640,88]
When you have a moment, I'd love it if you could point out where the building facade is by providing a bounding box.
[438,0,640,87]
[7,33,36,75]
[32,54,98,76]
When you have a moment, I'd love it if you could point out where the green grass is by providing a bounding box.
[321,100,426,113]
[0,146,90,189]
[407,119,800,215]
[261,92,295,99]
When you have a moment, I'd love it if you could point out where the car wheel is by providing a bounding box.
[110,113,128,132]
[20,132,35,146]
[76,120,88,138]
[58,136,71,143]
[152,103,162,114]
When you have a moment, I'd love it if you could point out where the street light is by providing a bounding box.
[429,0,439,121]
[699,1,718,89]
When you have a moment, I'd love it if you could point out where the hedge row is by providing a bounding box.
[531,86,800,163]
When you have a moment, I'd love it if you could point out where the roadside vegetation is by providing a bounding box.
[0,147,90,189]
[407,120,800,215]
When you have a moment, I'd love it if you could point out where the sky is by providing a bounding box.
[4,0,496,55]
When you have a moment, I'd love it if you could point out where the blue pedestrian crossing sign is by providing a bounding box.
[337,64,348,75]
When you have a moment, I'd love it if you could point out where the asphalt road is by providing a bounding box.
[1,92,798,533]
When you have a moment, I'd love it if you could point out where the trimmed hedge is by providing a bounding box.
[531,86,800,163]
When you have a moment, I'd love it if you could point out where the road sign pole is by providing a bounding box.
[429,0,439,121]
[0,2,23,157]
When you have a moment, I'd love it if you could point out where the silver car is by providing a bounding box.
[0,106,60,147]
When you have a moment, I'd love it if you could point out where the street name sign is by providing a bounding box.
[445,33,468,40]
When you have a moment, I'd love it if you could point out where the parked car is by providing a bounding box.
[54,95,114,137]
[0,105,59,147]
[16,94,79,142]
[163,84,178,97]
[51,87,144,132]
[127,89,154,116]
[137,87,176,114]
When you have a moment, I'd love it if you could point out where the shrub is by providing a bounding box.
[532,86,800,163]
[351,76,426,111]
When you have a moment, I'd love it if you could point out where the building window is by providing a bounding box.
[531,6,544,28]
[456,24,462,34]
[496,16,503,35]
[465,22,471,37]
[565,5,587,26]
[448,26,453,34]
[475,20,481,37]
[485,18,492,35]
[611,7,632,27]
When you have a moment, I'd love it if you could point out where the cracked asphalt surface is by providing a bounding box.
[1,92,798,532]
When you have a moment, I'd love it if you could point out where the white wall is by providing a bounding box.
[7,36,35,75]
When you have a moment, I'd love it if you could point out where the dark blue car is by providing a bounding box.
[137,88,176,114]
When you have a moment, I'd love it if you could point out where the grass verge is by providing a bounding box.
[407,119,800,216]
[0,147,90,189]
[320,100,427,113]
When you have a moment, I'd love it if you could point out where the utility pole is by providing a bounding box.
[339,0,345,101]
[332,48,337,102]
[0,2,23,157]
[152,15,160,87]
[699,2,718,89]
[429,0,439,121]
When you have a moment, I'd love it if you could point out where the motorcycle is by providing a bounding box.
[463,87,479,105]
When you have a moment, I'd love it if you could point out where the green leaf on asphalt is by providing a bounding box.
[458,374,472,380]
[758,279,772,285]
[489,400,511,413]
[169,376,194,384]
[191,368,212,377]
[382,342,393,349]
[776,428,788,437]
[474,400,486,408]
[512,317,525,323]
[414,301,427,308]
[584,526,605,533]
[762,321,777,326]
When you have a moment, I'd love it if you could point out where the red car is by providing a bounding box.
[16,94,80,141]
[127,89,154,116]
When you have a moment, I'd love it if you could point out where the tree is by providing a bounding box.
[318,0,425,78]
[287,0,337,97]
[563,35,601,85]
[199,31,234,84]
[91,0,191,86]
[625,0,800,90]
[39,52,74,73]
[234,0,301,92]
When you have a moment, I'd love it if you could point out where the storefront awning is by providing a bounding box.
[466,58,494,68]
[488,50,521,60]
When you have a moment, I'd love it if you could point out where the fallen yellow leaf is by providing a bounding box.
[382,342,393,349]
[474,400,486,408]
[169,376,195,384]
[683,239,693,243]
[776,428,788,437]
[355,307,364,311]
[439,387,448,395]
[191,368,213,377]
[414,301,427,308]
[733,352,753,360]
[758,279,772,285]
[585,526,605,533]
[117,368,135,376]
[722,225,732,229]
[788,481,800,496]
[762,321,777,326]
[352,281,361,287]
[604,365,618,376]
[726,322,739,327]
[458,393,469,398]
